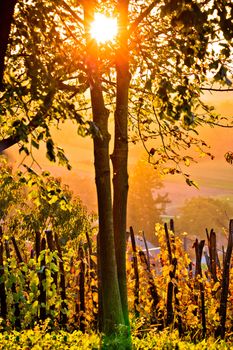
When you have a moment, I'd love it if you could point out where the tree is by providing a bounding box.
[0,0,232,345]
[128,160,169,244]
[0,1,18,88]
[0,155,92,244]
[176,196,233,245]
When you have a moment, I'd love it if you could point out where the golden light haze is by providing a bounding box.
[5,91,233,215]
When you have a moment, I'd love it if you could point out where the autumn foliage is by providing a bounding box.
[0,157,233,346]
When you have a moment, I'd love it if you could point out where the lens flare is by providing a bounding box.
[90,13,117,43]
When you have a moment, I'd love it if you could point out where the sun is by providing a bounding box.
[90,13,118,44]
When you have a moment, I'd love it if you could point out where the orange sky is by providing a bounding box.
[6,90,233,214]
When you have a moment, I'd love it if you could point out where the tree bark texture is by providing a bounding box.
[111,0,131,327]
[84,3,125,335]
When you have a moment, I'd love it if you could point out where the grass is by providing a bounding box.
[0,329,232,349]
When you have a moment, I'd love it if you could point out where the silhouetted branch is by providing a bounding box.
[201,87,233,92]
[0,90,54,152]
[128,0,160,35]
[0,1,18,88]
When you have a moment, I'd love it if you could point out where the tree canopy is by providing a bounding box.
[0,155,93,243]
[0,0,232,173]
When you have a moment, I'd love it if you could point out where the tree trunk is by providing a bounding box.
[92,91,125,336]
[84,3,125,336]
[92,86,125,336]
[111,0,131,327]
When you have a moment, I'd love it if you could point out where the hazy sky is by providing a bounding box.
[6,90,233,213]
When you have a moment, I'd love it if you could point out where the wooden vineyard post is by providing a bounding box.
[206,229,219,282]
[45,230,57,288]
[45,230,58,288]
[164,223,174,325]
[77,245,86,332]
[138,250,161,327]
[170,221,183,336]
[11,236,24,263]
[165,223,173,265]
[35,231,41,262]
[166,258,177,327]
[30,249,35,259]
[0,226,7,324]
[38,237,46,321]
[85,231,98,330]
[164,223,183,335]
[169,219,175,234]
[45,229,57,321]
[194,239,206,339]
[54,233,68,327]
[130,226,140,318]
[215,219,233,339]
[142,230,150,271]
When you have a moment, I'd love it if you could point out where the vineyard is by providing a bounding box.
[0,157,233,348]
[0,223,233,349]
[0,221,233,337]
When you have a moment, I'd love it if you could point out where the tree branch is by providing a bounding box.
[128,0,160,35]
[204,120,233,128]
[57,81,89,95]
[201,87,233,92]
[0,90,55,153]
[59,0,84,25]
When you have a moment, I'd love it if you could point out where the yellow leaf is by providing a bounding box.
[212,281,221,292]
